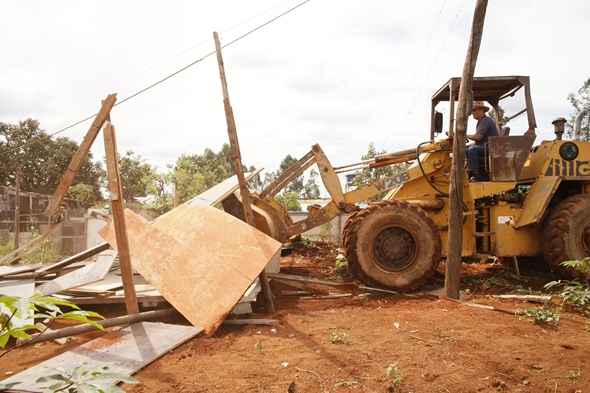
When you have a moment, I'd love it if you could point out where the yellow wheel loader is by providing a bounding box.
[237,75,590,290]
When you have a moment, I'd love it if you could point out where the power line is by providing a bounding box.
[47,0,312,139]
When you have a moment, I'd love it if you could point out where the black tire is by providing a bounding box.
[543,194,590,278]
[342,201,441,290]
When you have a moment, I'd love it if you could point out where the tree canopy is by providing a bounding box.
[0,119,103,199]
[568,77,590,140]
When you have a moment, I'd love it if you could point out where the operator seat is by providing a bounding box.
[486,135,535,181]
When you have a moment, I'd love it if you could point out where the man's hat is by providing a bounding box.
[472,101,490,112]
[552,117,567,125]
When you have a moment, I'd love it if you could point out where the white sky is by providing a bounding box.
[2,0,589,174]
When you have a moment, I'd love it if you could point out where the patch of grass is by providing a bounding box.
[523,307,560,326]
[567,368,582,381]
[22,239,61,265]
[327,328,349,345]
[0,242,15,258]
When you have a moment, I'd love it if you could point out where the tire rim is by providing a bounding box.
[373,226,417,272]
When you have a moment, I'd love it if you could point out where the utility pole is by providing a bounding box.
[14,167,22,249]
[213,31,276,313]
[445,0,489,299]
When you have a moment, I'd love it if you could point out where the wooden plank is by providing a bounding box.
[214,31,275,313]
[44,94,117,216]
[99,206,281,334]
[2,322,201,390]
[445,0,488,299]
[0,264,41,279]
[103,122,139,315]
[34,242,110,276]
[37,251,115,295]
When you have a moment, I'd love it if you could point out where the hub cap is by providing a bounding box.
[373,226,417,271]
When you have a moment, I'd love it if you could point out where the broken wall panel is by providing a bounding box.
[1,322,201,391]
[100,205,281,334]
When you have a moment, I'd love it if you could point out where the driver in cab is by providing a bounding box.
[466,101,499,181]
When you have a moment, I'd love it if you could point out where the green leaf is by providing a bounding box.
[0,332,10,348]
[9,327,33,340]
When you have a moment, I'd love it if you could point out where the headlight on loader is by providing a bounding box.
[559,142,579,161]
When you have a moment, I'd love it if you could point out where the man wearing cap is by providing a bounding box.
[466,101,499,181]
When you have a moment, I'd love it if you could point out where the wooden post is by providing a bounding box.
[103,121,139,315]
[445,0,488,299]
[213,31,276,313]
[14,167,21,249]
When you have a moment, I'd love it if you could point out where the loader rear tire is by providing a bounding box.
[342,201,441,290]
[543,194,590,278]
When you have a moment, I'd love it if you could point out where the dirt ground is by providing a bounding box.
[1,241,589,393]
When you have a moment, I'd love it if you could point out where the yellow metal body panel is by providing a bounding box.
[491,203,541,256]
[467,181,516,200]
[514,176,561,228]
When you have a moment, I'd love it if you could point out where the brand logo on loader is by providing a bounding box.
[544,158,590,177]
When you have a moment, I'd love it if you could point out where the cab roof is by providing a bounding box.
[432,75,529,106]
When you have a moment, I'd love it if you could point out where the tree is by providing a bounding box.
[279,155,304,194]
[116,151,158,202]
[301,169,321,199]
[567,78,590,140]
[170,143,255,204]
[351,143,409,191]
[275,192,302,211]
[66,183,98,208]
[0,119,103,199]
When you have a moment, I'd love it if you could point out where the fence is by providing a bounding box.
[0,186,89,256]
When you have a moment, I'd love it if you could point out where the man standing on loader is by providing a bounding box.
[466,101,499,181]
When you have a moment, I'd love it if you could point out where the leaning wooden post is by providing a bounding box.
[213,31,276,313]
[103,121,139,315]
[445,0,488,299]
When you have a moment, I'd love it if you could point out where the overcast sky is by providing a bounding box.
[2,0,589,175]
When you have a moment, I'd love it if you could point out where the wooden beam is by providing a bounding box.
[213,31,275,313]
[45,94,117,216]
[445,0,488,299]
[103,121,139,315]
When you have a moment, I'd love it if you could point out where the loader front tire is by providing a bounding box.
[343,201,441,290]
[544,194,590,278]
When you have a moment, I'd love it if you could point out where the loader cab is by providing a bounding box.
[431,76,537,181]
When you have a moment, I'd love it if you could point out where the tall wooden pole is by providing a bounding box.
[104,121,139,315]
[14,167,21,249]
[213,31,276,313]
[445,0,488,299]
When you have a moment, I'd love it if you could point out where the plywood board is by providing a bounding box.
[0,264,41,278]
[37,251,116,295]
[1,322,201,390]
[100,205,281,334]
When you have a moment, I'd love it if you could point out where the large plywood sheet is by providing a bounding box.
[37,251,116,295]
[1,322,201,390]
[100,205,281,334]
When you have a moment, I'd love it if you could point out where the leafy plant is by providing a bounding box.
[335,254,348,276]
[544,259,590,314]
[0,293,104,349]
[385,363,402,389]
[523,307,560,326]
[35,364,138,393]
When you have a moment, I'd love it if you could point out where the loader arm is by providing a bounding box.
[258,139,451,240]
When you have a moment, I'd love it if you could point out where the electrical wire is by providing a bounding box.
[45,0,312,139]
